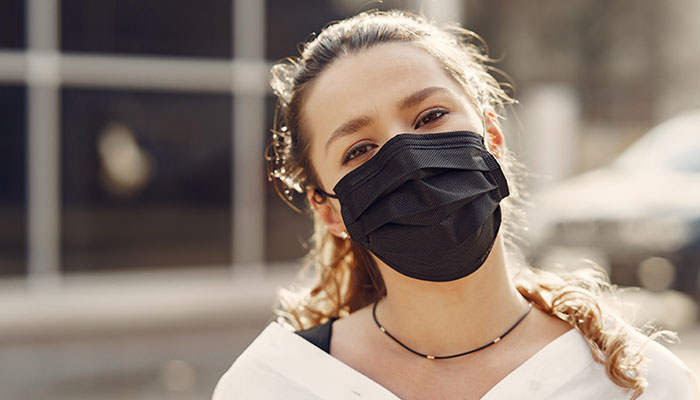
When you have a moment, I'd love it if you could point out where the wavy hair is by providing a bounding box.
[266,9,672,399]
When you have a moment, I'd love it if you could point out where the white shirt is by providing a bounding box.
[213,322,699,399]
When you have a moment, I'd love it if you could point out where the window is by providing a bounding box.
[0,0,25,49]
[61,0,232,58]
[61,89,232,271]
[0,86,27,275]
[266,0,354,60]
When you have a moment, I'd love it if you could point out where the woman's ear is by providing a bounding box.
[484,111,505,158]
[307,190,348,239]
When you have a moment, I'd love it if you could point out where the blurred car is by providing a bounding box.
[528,109,700,302]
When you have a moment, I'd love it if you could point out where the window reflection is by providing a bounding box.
[61,88,232,271]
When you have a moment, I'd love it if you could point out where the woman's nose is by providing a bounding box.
[376,122,413,145]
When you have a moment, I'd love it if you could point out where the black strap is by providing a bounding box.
[314,188,339,199]
[295,318,338,354]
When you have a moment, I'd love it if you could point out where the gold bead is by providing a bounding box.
[427,355,435,360]
[493,337,501,343]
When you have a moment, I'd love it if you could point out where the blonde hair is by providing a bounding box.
[266,10,671,398]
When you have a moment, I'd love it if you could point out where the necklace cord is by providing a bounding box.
[372,301,533,360]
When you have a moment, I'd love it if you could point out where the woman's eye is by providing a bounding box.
[342,142,378,165]
[414,108,448,129]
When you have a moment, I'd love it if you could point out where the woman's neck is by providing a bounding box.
[373,236,529,357]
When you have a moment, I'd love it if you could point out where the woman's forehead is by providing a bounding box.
[302,42,467,138]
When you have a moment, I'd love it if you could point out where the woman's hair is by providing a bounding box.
[266,9,671,399]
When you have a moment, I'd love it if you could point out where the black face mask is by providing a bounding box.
[318,130,510,282]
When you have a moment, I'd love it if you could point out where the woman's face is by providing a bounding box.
[302,42,485,193]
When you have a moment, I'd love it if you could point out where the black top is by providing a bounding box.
[295,317,338,354]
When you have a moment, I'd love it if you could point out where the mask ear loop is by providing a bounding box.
[313,188,339,201]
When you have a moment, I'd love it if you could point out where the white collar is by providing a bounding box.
[240,322,589,399]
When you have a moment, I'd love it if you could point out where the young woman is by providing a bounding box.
[214,10,698,399]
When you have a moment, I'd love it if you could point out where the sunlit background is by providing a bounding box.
[1,0,699,398]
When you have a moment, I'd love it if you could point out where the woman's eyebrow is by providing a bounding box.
[324,86,451,152]
[325,115,373,151]
[398,86,450,111]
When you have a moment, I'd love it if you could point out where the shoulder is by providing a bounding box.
[527,329,698,400]
[213,320,402,400]
[212,322,322,400]
[638,338,700,399]
[568,330,700,399]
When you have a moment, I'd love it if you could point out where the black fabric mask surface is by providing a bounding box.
[323,130,510,282]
